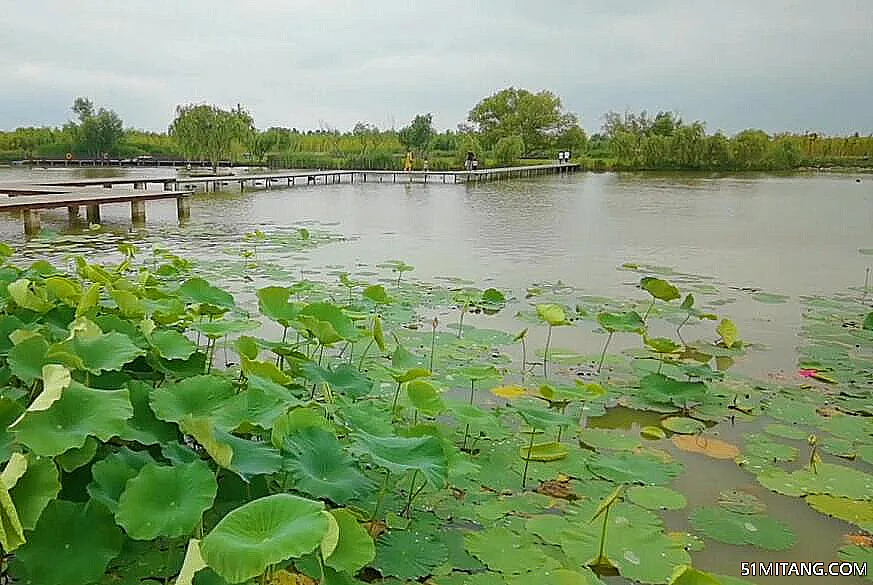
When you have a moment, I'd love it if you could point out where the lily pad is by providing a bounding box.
[689,507,796,550]
[743,434,798,462]
[758,463,873,500]
[519,441,569,462]
[283,427,373,504]
[324,509,375,574]
[661,417,706,435]
[805,495,873,532]
[375,529,448,580]
[579,427,642,451]
[465,526,560,575]
[672,435,740,459]
[718,490,766,515]
[586,451,683,485]
[354,431,448,489]
[627,485,687,510]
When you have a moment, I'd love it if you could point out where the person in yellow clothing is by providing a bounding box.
[403,151,414,171]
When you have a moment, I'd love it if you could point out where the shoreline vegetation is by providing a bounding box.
[1,88,871,173]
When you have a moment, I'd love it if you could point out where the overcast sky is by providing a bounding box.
[2,1,872,135]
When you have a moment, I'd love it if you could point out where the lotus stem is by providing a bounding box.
[357,338,375,370]
[543,324,553,378]
[317,344,325,366]
[865,267,870,298]
[522,428,536,489]
[676,313,691,346]
[402,470,420,518]
[429,320,437,372]
[521,337,527,375]
[391,381,402,415]
[461,380,475,451]
[371,470,391,524]
[457,303,468,338]
[643,298,656,322]
[597,332,614,373]
[595,505,611,567]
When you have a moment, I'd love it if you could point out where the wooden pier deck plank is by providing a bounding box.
[0,189,191,212]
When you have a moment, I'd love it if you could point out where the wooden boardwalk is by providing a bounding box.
[0,163,577,235]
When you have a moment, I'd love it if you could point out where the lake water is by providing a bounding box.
[1,166,870,583]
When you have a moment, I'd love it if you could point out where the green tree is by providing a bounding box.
[398,114,434,156]
[492,135,524,166]
[731,129,770,169]
[467,87,580,154]
[69,97,123,159]
[169,104,255,170]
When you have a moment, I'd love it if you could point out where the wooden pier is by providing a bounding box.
[0,163,576,235]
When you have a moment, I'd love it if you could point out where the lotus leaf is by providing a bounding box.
[805,495,873,532]
[667,565,723,585]
[689,507,796,550]
[717,319,739,348]
[1,453,26,489]
[762,394,821,426]
[201,494,328,584]
[62,331,146,374]
[644,336,682,353]
[323,364,375,399]
[764,423,808,441]
[597,311,646,334]
[578,427,642,452]
[213,427,283,480]
[150,374,239,429]
[283,427,373,504]
[446,402,503,437]
[15,500,124,585]
[8,335,51,384]
[374,529,448,579]
[87,447,155,512]
[465,526,559,575]
[242,357,293,385]
[641,426,667,440]
[298,302,359,344]
[672,435,740,459]
[324,509,375,574]
[492,385,527,399]
[111,288,145,319]
[627,485,687,510]
[56,436,99,472]
[8,279,52,313]
[519,441,569,462]
[179,278,235,310]
[177,539,207,585]
[116,460,217,540]
[8,455,58,532]
[192,318,260,339]
[717,490,766,515]
[512,403,576,430]
[355,431,448,489]
[149,329,197,360]
[363,284,392,304]
[820,414,873,442]
[742,434,797,462]
[640,374,707,406]
[257,286,300,326]
[838,545,873,581]
[661,417,706,435]
[586,451,682,485]
[117,380,179,445]
[13,383,132,456]
[407,379,445,415]
[758,463,873,500]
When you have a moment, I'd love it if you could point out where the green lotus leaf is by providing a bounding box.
[689,507,796,550]
[191,318,260,339]
[363,284,392,304]
[149,329,197,360]
[13,383,132,456]
[15,500,124,585]
[23,364,71,416]
[0,315,25,354]
[111,288,145,319]
[234,335,260,360]
[299,302,359,343]
[63,331,146,374]
[242,357,292,385]
[116,460,218,540]
[763,423,808,441]
[627,485,687,510]
[179,277,236,310]
[519,441,569,462]
[511,403,576,431]
[806,495,873,532]
[1,453,27,489]
[717,490,766,515]
[216,428,283,480]
[661,417,706,435]
[465,526,561,575]
[283,427,373,504]
[150,374,238,429]
[354,431,448,489]
[177,539,207,585]
[820,414,873,442]
[838,545,873,581]
[8,279,53,313]
[201,494,327,584]
[390,367,431,384]
[717,318,739,348]
[641,277,680,302]
[87,447,155,513]
[8,456,59,532]
[758,463,873,500]
[641,425,667,440]
[644,336,683,353]
[271,406,331,448]
[859,445,873,466]
[536,304,568,326]
[742,434,797,462]
[257,286,300,326]
[324,509,375,574]
[667,565,723,585]
[458,364,500,381]
[375,529,449,580]
[762,394,821,425]
[56,436,99,472]
[597,311,646,334]
[117,380,179,446]
[76,283,101,316]
[587,451,683,485]
[226,374,301,429]
[407,379,445,415]
[446,402,503,438]
[8,336,51,385]
[322,364,375,399]
[640,373,707,406]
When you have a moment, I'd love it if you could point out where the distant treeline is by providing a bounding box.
[1,96,871,172]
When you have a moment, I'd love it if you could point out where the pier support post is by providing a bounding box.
[177,196,191,223]
[67,205,80,222]
[131,200,146,225]
[23,210,40,236]
[86,204,101,224]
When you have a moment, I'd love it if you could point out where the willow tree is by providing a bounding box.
[169,104,255,170]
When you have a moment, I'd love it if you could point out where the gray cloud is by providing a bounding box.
[1,0,871,134]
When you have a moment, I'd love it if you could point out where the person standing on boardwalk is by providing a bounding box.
[404,151,414,171]
[465,151,475,171]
